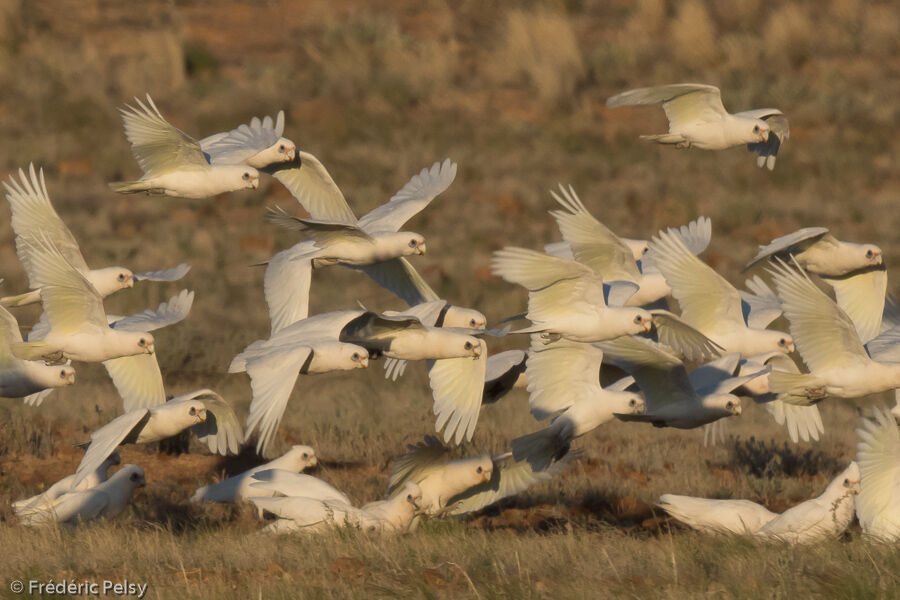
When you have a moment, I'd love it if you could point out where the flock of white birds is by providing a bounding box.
[4,83,900,542]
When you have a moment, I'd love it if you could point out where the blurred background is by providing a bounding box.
[0,0,897,457]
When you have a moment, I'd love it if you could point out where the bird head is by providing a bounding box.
[134,333,155,355]
[402,481,423,510]
[631,310,653,334]
[751,120,770,143]
[186,402,207,423]
[288,445,317,470]
[863,245,883,266]
[462,337,483,359]
[276,138,296,161]
[616,392,645,415]
[442,306,487,330]
[239,167,261,190]
[774,333,794,354]
[58,365,76,385]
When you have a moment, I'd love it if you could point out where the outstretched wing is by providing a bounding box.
[744,227,829,272]
[388,435,449,496]
[119,94,209,176]
[856,406,900,535]
[173,389,243,456]
[429,339,488,444]
[74,409,150,487]
[608,84,727,128]
[133,263,191,282]
[109,289,194,332]
[821,265,887,344]
[268,151,358,225]
[200,111,284,165]
[357,159,457,233]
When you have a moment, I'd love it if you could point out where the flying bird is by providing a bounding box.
[607,83,789,169]
[72,389,243,487]
[2,164,189,308]
[261,155,457,333]
[0,303,75,402]
[745,227,883,277]
[855,406,900,541]
[110,95,260,198]
[198,110,296,168]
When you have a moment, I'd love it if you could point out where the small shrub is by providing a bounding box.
[730,436,842,478]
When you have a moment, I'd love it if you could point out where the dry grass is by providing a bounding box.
[0,0,899,597]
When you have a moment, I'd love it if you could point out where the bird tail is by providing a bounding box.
[11,341,51,361]
[108,180,151,194]
[639,134,687,145]
[767,371,826,405]
[0,290,40,307]
[511,426,568,472]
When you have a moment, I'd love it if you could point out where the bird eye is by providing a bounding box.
[778,339,787,347]
[138,338,146,347]
[352,352,360,361]
[118,273,125,281]
[843,478,850,487]
[408,239,417,248]
[302,453,309,459]
[469,319,477,327]
[633,315,643,325]
[464,341,473,350]
[406,494,413,502]
[242,172,251,181]
[130,473,139,481]
[726,401,734,410]
[866,249,874,259]
[189,407,196,416]
[753,125,760,133]
[476,466,483,474]
[60,369,67,377]
[629,399,636,407]
[278,144,285,152]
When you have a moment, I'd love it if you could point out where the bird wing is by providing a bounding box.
[740,275,783,330]
[485,349,527,384]
[18,234,108,333]
[4,165,89,273]
[103,354,166,412]
[133,263,191,282]
[269,151,358,225]
[744,227,830,271]
[866,326,900,363]
[595,336,695,410]
[648,227,745,331]
[855,406,900,533]
[119,95,209,177]
[767,259,870,372]
[640,216,712,272]
[357,159,457,233]
[74,409,150,487]
[243,347,312,456]
[264,207,372,245]
[649,309,724,362]
[200,111,284,165]
[0,304,23,368]
[108,289,194,332]
[607,84,727,127]
[249,469,351,505]
[355,258,440,307]
[446,452,567,516]
[172,389,243,456]
[548,184,639,281]
[428,339,488,444]
[526,338,604,419]
[263,247,314,336]
[821,266,887,344]
[388,435,449,496]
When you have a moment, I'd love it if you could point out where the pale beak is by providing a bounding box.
[416,243,426,255]
[359,357,369,368]
[251,177,260,189]
[126,277,134,289]
[761,130,769,142]
[642,321,653,333]
[634,402,646,415]
[197,408,208,422]
[481,470,492,483]
[786,342,795,353]
[308,456,318,468]
[734,403,743,416]
[874,253,884,265]
[472,344,483,358]
[285,146,296,160]
[146,342,156,355]
[66,372,76,385]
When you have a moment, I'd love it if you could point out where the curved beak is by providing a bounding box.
[472,344,483,359]
[126,276,135,289]
[146,342,156,355]
[285,146,296,160]
[417,243,426,256]
[642,320,653,333]
[308,456,318,468]
[197,408,208,422]
[66,371,76,385]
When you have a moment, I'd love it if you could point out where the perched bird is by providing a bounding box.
[251,481,422,534]
[0,303,75,402]
[17,464,146,527]
[597,336,764,429]
[607,83,789,169]
[198,110,296,168]
[262,157,457,333]
[110,95,260,198]
[13,451,120,513]
[767,260,900,404]
[73,389,243,486]
[2,164,189,308]
[189,445,318,503]
[11,235,156,364]
[647,226,794,357]
[754,462,860,544]
[855,406,900,541]
[657,494,777,535]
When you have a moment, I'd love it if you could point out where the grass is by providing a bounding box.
[0,0,899,597]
